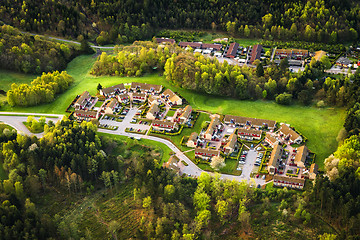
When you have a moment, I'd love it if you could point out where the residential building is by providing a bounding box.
[294,145,308,168]
[273,175,305,190]
[204,116,222,140]
[161,89,182,106]
[146,102,160,120]
[313,50,327,61]
[155,38,176,44]
[201,43,222,51]
[224,115,276,130]
[309,163,318,180]
[100,84,126,98]
[74,91,90,110]
[267,142,283,175]
[152,120,178,132]
[178,105,192,124]
[336,57,352,68]
[148,95,158,105]
[248,44,263,64]
[279,124,302,144]
[224,132,238,155]
[163,155,180,173]
[117,93,129,104]
[238,128,262,141]
[74,110,98,121]
[225,42,239,58]
[265,132,278,147]
[179,42,202,49]
[104,98,120,114]
[195,148,220,160]
[132,92,147,103]
[131,82,163,94]
[187,132,198,148]
[275,49,309,60]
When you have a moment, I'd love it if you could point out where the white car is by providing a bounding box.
[256,147,262,151]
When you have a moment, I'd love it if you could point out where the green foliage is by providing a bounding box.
[7,71,73,106]
[0,25,78,74]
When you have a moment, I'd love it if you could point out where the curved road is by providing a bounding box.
[0,112,264,185]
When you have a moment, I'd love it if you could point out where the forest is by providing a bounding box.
[0,116,358,238]
[0,24,79,74]
[0,0,359,44]
[6,71,74,107]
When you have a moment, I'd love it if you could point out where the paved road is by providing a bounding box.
[20,31,115,49]
[0,112,64,137]
[0,111,265,185]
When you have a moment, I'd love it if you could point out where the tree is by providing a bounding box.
[80,40,94,54]
[143,196,152,209]
[275,93,292,105]
[244,25,250,38]
[97,83,103,91]
[210,155,225,170]
[279,58,289,72]
[256,62,264,77]
[38,168,47,190]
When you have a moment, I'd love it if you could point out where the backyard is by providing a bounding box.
[0,54,345,169]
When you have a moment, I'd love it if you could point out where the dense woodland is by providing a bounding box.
[0,118,358,239]
[0,0,360,44]
[6,71,74,107]
[0,25,79,74]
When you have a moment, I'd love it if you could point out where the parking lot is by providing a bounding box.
[238,146,266,181]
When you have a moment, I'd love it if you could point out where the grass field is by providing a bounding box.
[0,69,38,91]
[0,54,345,168]
[97,132,173,164]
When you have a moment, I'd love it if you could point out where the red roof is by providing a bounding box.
[179,42,202,48]
[249,44,263,63]
[156,38,175,44]
[225,42,239,58]
[201,43,222,51]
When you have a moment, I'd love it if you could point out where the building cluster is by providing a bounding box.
[72,82,194,134]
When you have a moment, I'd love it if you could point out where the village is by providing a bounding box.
[69,81,318,190]
[156,37,360,73]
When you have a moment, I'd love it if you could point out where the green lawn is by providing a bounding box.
[0,54,345,169]
[234,38,261,46]
[0,69,38,91]
[97,133,173,164]
[166,110,176,117]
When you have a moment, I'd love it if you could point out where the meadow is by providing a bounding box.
[0,54,345,169]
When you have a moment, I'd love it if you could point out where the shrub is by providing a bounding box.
[275,93,292,105]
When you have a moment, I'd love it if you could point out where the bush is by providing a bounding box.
[275,93,292,105]
[316,100,326,108]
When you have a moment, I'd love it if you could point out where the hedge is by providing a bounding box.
[150,125,184,136]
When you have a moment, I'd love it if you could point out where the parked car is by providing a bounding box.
[256,147,262,151]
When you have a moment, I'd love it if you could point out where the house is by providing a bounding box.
[336,57,352,68]
[148,95,158,105]
[273,175,305,190]
[279,124,302,144]
[74,91,90,110]
[223,132,238,155]
[178,105,192,124]
[225,42,239,58]
[163,155,180,173]
[100,84,126,98]
[156,38,176,44]
[224,115,276,130]
[146,102,160,120]
[104,98,120,114]
[187,132,198,148]
[265,132,278,147]
[313,50,327,62]
[238,128,262,141]
[248,44,263,64]
[195,148,220,160]
[275,49,309,60]
[131,82,163,94]
[117,93,130,104]
[267,142,283,175]
[132,92,147,103]
[309,163,318,180]
[74,110,98,121]
[201,43,222,51]
[204,116,222,140]
[152,120,178,132]
[294,145,308,168]
[179,42,202,49]
[161,89,182,106]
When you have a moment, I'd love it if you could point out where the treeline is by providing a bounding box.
[1,0,360,44]
[91,41,182,76]
[164,51,348,106]
[7,71,74,107]
[0,25,78,74]
[261,40,346,54]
